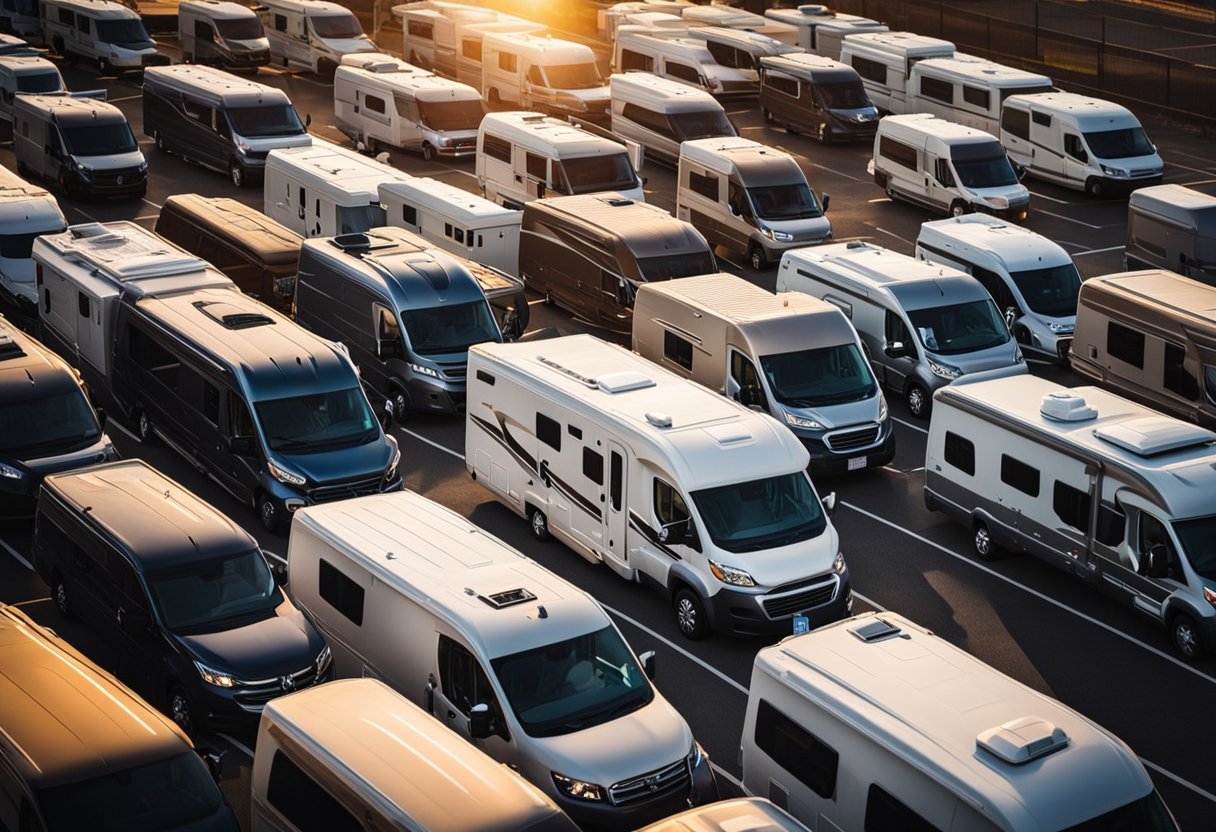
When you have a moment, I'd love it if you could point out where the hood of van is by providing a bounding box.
[1092,151,1163,177]
[729,522,839,588]
[272,436,392,487]
[225,37,271,52]
[74,149,146,171]
[173,601,324,681]
[240,132,313,153]
[965,182,1030,210]
[757,215,832,244]
[0,258,35,300]
[317,36,376,55]
[781,394,882,432]
[562,85,610,103]
[828,105,879,124]
[932,337,1025,377]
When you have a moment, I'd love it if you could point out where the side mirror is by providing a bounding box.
[884,341,907,359]
[377,338,403,360]
[1145,543,1169,579]
[1004,306,1019,328]
[266,555,288,585]
[227,436,254,455]
[117,606,148,635]
[821,491,837,517]
[639,650,656,680]
[94,406,106,428]
[821,192,830,212]
[305,113,312,127]
[197,748,227,783]
[469,703,493,739]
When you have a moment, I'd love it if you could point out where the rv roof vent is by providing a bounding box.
[1093,417,1216,457]
[520,113,547,123]
[478,588,537,609]
[1040,392,1097,422]
[192,300,276,330]
[977,717,1069,765]
[798,5,833,16]
[848,618,902,643]
[330,233,372,256]
[645,411,673,428]
[845,240,868,249]
[0,325,24,361]
[368,60,402,73]
[597,371,656,394]
[603,197,634,207]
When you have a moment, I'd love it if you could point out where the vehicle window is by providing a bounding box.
[364,94,386,115]
[1061,790,1179,832]
[76,13,89,33]
[127,325,181,392]
[1008,262,1081,317]
[764,72,799,98]
[1032,110,1052,127]
[582,448,603,486]
[1139,513,1183,580]
[537,413,561,451]
[1053,481,1090,531]
[554,153,636,195]
[182,101,214,127]
[527,63,545,86]
[1106,321,1144,369]
[727,181,752,220]
[944,431,974,476]
[274,13,287,32]
[971,265,1017,312]
[462,38,479,60]
[335,203,387,235]
[850,55,887,84]
[215,16,262,39]
[654,478,689,526]
[1001,106,1029,139]
[919,75,952,103]
[0,388,100,459]
[401,203,418,226]
[375,304,400,341]
[407,19,433,41]
[664,61,701,85]
[416,97,483,131]
[950,148,1018,188]
[1081,126,1155,160]
[1163,342,1198,400]
[400,298,498,355]
[747,182,822,221]
[498,51,517,72]
[194,19,213,40]
[668,107,735,142]
[256,388,378,453]
[933,157,955,188]
[636,250,717,283]
[609,451,623,511]
[621,102,669,135]
[266,751,360,832]
[1206,365,1216,406]
[884,310,916,357]
[688,169,718,200]
[77,292,90,319]
[755,699,837,799]
[309,12,362,39]
[228,396,254,438]
[526,151,547,180]
[202,382,220,425]
[907,299,1010,355]
[879,135,918,170]
[58,8,73,25]
[864,784,937,832]
[1096,502,1126,547]
[620,48,652,72]
[438,636,508,738]
[481,132,511,163]
[319,558,364,626]
[663,330,693,371]
[730,350,767,408]
[1064,133,1087,161]
[1000,454,1039,497]
[962,84,989,109]
[148,550,280,631]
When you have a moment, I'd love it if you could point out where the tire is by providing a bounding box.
[52,574,72,619]
[748,245,767,271]
[1085,177,1104,199]
[950,201,968,218]
[136,409,156,443]
[528,506,549,541]
[168,685,194,733]
[317,58,336,78]
[973,521,998,562]
[906,382,930,419]
[98,57,110,76]
[421,142,435,161]
[154,130,166,152]
[390,389,409,425]
[1171,613,1203,660]
[259,493,285,534]
[229,160,245,188]
[762,107,774,124]
[673,587,708,640]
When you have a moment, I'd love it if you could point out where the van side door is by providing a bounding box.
[603,442,629,572]
[881,309,917,389]
[393,93,422,150]
[723,178,756,254]
[221,393,259,504]
[1123,510,1181,620]
[433,634,515,760]
[109,554,158,693]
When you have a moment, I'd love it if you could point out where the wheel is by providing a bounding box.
[136,409,156,443]
[762,107,774,124]
[57,169,74,197]
[421,142,435,161]
[52,574,72,619]
[748,245,767,271]
[390,389,409,425]
[528,506,549,541]
[543,287,554,306]
[16,161,28,177]
[98,57,110,76]
[154,130,165,152]
[1171,613,1203,660]
[950,201,968,218]
[168,686,194,733]
[673,587,708,640]
[229,160,245,188]
[317,58,336,78]
[818,122,827,143]
[259,493,285,534]
[973,521,998,561]
[906,383,930,419]
[1085,178,1104,198]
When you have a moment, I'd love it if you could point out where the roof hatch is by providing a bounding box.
[477,588,537,609]
[848,618,903,643]
[597,371,655,394]
[1040,392,1097,422]
[1093,417,1216,456]
[976,717,1069,765]
[0,325,24,360]
[192,300,275,330]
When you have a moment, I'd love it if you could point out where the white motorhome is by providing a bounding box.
[743,611,1181,829]
[393,0,544,86]
[680,4,798,45]
[0,54,64,120]
[481,31,609,118]
[840,30,954,113]
[916,214,1080,364]
[599,1,692,41]
[927,374,1216,659]
[264,139,412,238]
[682,26,800,93]
[465,334,852,640]
[609,72,736,167]
[0,166,66,313]
[763,5,887,59]
[285,490,718,829]
[1001,92,1164,197]
[178,0,271,70]
[870,113,1030,220]
[380,178,521,276]
[40,0,168,73]
[334,52,483,160]
[477,112,644,209]
[257,0,376,76]
[614,26,755,96]
[907,57,1052,136]
[0,3,40,37]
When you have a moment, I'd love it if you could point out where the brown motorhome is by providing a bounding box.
[1069,269,1216,427]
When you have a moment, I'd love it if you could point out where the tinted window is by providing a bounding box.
[880,136,918,170]
[1163,341,1198,400]
[1032,110,1052,127]
[401,203,417,225]
[1002,106,1029,139]
[1001,454,1040,497]
[537,413,561,451]
[364,95,386,115]
[407,19,433,40]
[689,170,718,199]
[1054,481,1090,531]
[582,447,603,485]
[865,784,938,832]
[482,132,511,163]
[665,61,701,84]
[851,55,887,84]
[438,636,507,738]
[755,700,837,798]
[498,51,516,72]
[620,48,652,72]
[663,330,693,371]
[318,558,364,626]
[526,151,547,179]
[128,325,181,392]
[944,431,974,475]
[609,451,623,510]
[1107,321,1145,369]
[919,75,953,103]
[764,72,799,98]
[963,84,990,109]
[1096,503,1126,547]
[621,102,669,135]
[274,13,286,31]
[266,751,360,832]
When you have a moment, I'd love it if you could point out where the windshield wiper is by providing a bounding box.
[268,436,313,450]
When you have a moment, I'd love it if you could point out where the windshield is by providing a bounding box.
[760,344,877,408]
[0,389,100,457]
[227,104,305,137]
[37,752,225,832]
[636,249,716,282]
[16,70,62,94]
[908,299,1010,356]
[215,16,264,40]
[335,203,387,235]
[309,12,363,39]
[541,62,603,90]
[416,97,485,132]
[1010,262,1081,317]
[669,108,735,141]
[401,299,499,356]
[1061,790,1179,832]
[255,387,379,453]
[747,182,822,221]
[94,18,153,48]
[692,472,826,554]
[60,123,138,156]
[148,550,281,632]
[492,626,653,738]
[817,81,870,110]
[1,226,65,259]
[1083,127,1155,160]
[555,153,636,195]
[952,154,1018,188]
[1173,516,1216,582]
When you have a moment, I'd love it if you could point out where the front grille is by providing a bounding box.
[1130,168,1160,178]
[440,363,467,380]
[762,576,836,619]
[608,758,690,807]
[244,149,269,161]
[309,474,384,504]
[717,80,755,93]
[825,424,880,452]
[90,167,144,187]
[234,664,320,711]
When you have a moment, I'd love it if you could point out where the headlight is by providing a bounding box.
[1047,322,1074,333]
[315,645,332,675]
[709,560,757,587]
[784,411,824,430]
[878,393,889,422]
[410,362,441,379]
[927,359,962,380]
[771,230,793,242]
[386,440,401,480]
[194,660,238,688]
[0,463,23,480]
[687,741,704,769]
[267,460,306,487]
[833,551,846,573]
[1100,164,1128,178]
[237,141,252,153]
[759,226,774,239]
[1203,586,1216,610]
[552,772,604,802]
[985,195,1009,209]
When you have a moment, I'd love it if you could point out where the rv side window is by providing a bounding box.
[1001,107,1029,140]
[850,56,887,84]
[537,413,561,451]
[395,96,417,121]
[364,95,386,115]
[375,305,400,340]
[76,14,89,33]
[621,103,669,135]
[77,293,90,319]
[1096,503,1126,547]
[665,62,701,85]
[754,700,837,799]
[688,170,718,200]
[1000,454,1040,498]
[498,51,517,72]
[57,8,73,25]
[526,152,547,180]
[1063,133,1087,161]
[765,73,799,98]
[527,64,545,86]
[274,13,286,31]
[462,38,479,60]
[653,479,690,526]
[864,784,936,832]
[407,19,433,41]
[879,136,918,171]
[620,49,653,73]
[884,311,914,355]
[1106,321,1145,369]
[1163,342,1199,400]
[943,432,974,476]
[609,452,623,510]
[194,19,213,40]
[482,132,512,163]
[318,559,365,626]
[583,448,604,485]
[267,750,360,832]
[401,203,417,225]
[438,636,508,739]
[202,383,220,425]
[1053,482,1090,531]
[962,85,989,110]
[663,330,694,371]
[128,326,181,392]
[919,75,952,103]
[1031,111,1052,127]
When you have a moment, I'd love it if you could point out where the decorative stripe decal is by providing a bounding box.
[629,510,681,561]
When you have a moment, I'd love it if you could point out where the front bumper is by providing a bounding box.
[402,375,467,416]
[706,569,852,637]
[828,120,878,141]
[78,170,147,197]
[555,754,717,832]
[801,425,896,475]
[189,661,334,730]
[1101,173,1164,194]
[277,470,404,514]
[975,199,1030,222]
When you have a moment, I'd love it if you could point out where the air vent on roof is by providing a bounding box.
[645,411,673,428]
[603,197,634,207]
[1040,392,1097,422]
[977,717,1069,765]
[192,300,275,330]
[848,618,903,642]
[0,326,25,360]
[846,240,868,249]
[331,233,372,255]
[520,113,547,123]
[597,371,655,394]
[478,588,537,609]
[799,5,832,15]
[1093,417,1216,457]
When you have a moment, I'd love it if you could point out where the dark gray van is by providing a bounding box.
[296,226,503,420]
[34,459,333,733]
[1125,184,1216,284]
[759,52,878,143]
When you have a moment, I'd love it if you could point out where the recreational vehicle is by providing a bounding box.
[286,490,718,828]
[393,0,544,86]
[870,113,1030,220]
[839,30,954,113]
[178,0,271,69]
[1001,92,1163,197]
[907,57,1052,137]
[1125,184,1216,281]
[251,679,581,832]
[763,5,887,59]
[916,214,1080,363]
[520,193,715,334]
[600,2,690,40]
[40,0,168,73]
[0,0,39,37]
[633,273,894,475]
[927,373,1216,659]
[614,26,754,96]
[683,26,801,93]
[609,72,736,167]
[257,0,376,76]
[777,241,1027,418]
[677,136,831,270]
[477,112,644,209]
[334,52,483,159]
[465,334,852,639]
[0,54,64,120]
[481,31,609,118]
[759,53,879,143]
[680,4,798,45]
[143,64,312,188]
[744,611,1182,826]
[640,799,809,832]
[0,165,65,313]
[1069,269,1216,427]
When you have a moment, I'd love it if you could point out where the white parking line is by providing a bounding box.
[108,419,141,443]
[1027,190,1074,205]
[1182,178,1216,187]
[1072,244,1125,257]
[892,417,928,434]
[142,198,163,211]
[397,426,467,460]
[1036,209,1105,230]
[0,537,33,571]
[712,763,744,790]
[215,732,256,760]
[874,227,912,246]
[107,94,141,103]
[1142,759,1216,804]
[867,197,891,203]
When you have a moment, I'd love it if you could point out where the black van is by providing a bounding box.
[33,459,334,733]
[0,315,115,518]
[759,53,879,143]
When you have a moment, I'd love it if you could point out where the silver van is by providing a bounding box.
[1125,184,1216,283]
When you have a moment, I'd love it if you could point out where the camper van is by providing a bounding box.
[334,52,483,160]
[677,137,831,270]
[1069,270,1216,428]
[744,611,1182,827]
[614,26,755,96]
[13,94,147,199]
[251,679,581,832]
[466,334,851,639]
[640,799,810,832]
[599,1,691,41]
[394,0,544,86]
[143,64,312,188]
[0,55,64,120]
[609,72,736,167]
[520,193,714,335]
[477,112,644,209]
[759,53,878,143]
[927,373,1216,659]
[257,0,376,76]
[870,114,1030,220]
[633,273,894,475]
[907,57,1052,137]
[32,221,402,532]
[1001,92,1163,197]
[777,241,1027,418]
[286,490,718,828]
[839,30,954,113]
[0,165,65,313]
[296,226,503,419]
[1125,185,1216,281]
[264,139,413,238]
[916,214,1080,364]
[481,31,609,117]
[763,5,887,59]
[682,26,801,94]
[179,0,271,69]
[680,4,798,45]
[40,0,168,73]
[0,1,40,37]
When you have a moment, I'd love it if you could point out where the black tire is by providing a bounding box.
[390,389,409,425]
[52,38,65,57]
[950,200,968,218]
[674,587,708,640]
[168,685,194,733]
[317,58,336,78]
[748,245,767,271]
[154,130,166,152]
[136,409,156,444]
[906,382,931,419]
[1171,613,1203,660]
[98,57,110,76]
[1085,177,1104,199]
[528,506,549,541]
[229,159,245,188]
[259,493,285,534]
[52,574,72,619]
[16,161,28,177]
[973,521,998,562]
[422,142,435,161]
